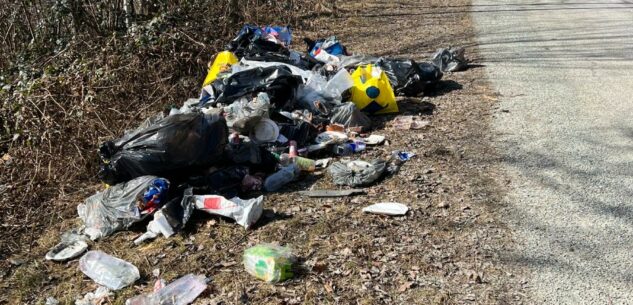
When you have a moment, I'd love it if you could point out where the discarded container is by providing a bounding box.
[79,251,140,290]
[279,154,316,172]
[193,195,264,229]
[125,274,207,305]
[392,150,416,161]
[332,141,366,156]
[249,118,280,144]
[264,164,300,192]
[243,244,295,283]
[328,159,386,186]
[350,65,398,114]
[362,202,409,216]
[45,230,88,262]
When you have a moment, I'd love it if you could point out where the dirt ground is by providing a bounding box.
[1,0,526,304]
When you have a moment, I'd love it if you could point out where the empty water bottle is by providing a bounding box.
[79,250,140,290]
[125,274,207,305]
[264,164,300,192]
[333,141,366,156]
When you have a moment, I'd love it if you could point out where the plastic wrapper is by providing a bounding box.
[211,66,302,111]
[297,69,353,112]
[79,250,140,290]
[330,102,372,130]
[223,92,271,133]
[125,274,207,305]
[350,65,398,114]
[134,188,195,245]
[328,159,387,186]
[98,113,228,185]
[243,244,295,282]
[193,195,263,229]
[376,58,443,96]
[77,176,169,240]
[306,36,347,56]
[430,47,467,72]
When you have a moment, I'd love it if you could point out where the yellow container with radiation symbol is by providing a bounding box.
[350,65,398,114]
[202,51,238,86]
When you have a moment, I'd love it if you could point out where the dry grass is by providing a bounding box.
[0,0,527,304]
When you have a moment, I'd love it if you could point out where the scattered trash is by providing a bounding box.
[243,244,295,283]
[193,195,264,229]
[125,274,207,305]
[361,134,385,145]
[315,158,332,169]
[362,202,409,216]
[77,176,169,240]
[79,250,140,290]
[75,286,112,305]
[249,118,280,144]
[45,230,88,261]
[430,47,468,72]
[330,102,372,131]
[391,115,430,130]
[315,131,348,144]
[392,150,416,161]
[297,189,366,197]
[328,159,386,186]
[45,297,59,305]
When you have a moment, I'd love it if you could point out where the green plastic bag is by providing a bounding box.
[243,244,294,282]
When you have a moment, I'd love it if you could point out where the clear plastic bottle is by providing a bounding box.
[125,274,207,305]
[79,250,140,290]
[264,164,300,192]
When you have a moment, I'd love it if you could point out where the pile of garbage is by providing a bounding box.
[44,25,467,304]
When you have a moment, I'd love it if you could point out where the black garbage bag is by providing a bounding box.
[330,102,372,131]
[187,166,250,198]
[227,26,287,57]
[279,122,318,147]
[376,58,443,96]
[430,47,468,72]
[223,142,278,174]
[211,66,302,111]
[328,159,387,187]
[99,113,228,185]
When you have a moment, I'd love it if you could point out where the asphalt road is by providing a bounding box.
[472,0,633,304]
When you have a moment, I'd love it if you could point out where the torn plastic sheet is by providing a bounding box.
[75,286,112,305]
[330,102,372,130]
[78,176,169,240]
[328,159,387,187]
[223,92,271,133]
[297,69,353,112]
[233,59,313,82]
[98,113,228,185]
[193,195,264,229]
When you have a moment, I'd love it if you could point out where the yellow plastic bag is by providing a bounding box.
[202,51,238,86]
[350,65,398,114]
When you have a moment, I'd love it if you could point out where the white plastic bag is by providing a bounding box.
[193,195,264,229]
